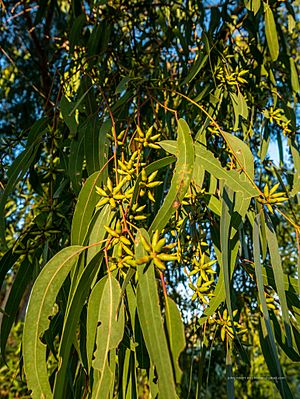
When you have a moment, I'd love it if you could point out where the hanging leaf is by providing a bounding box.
[265,213,293,347]
[53,251,104,399]
[137,263,177,399]
[71,169,107,245]
[165,297,186,384]
[160,140,258,198]
[0,258,33,363]
[60,96,77,135]
[91,274,125,398]
[265,7,279,61]
[68,128,85,194]
[150,118,194,234]
[182,53,208,85]
[23,246,85,399]
[222,131,254,179]
[86,275,108,371]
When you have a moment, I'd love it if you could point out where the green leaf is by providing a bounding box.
[0,249,19,298]
[53,251,104,399]
[199,191,249,324]
[137,263,177,399]
[23,246,85,399]
[69,14,86,52]
[245,0,261,15]
[69,127,85,194]
[182,53,208,85]
[60,95,77,135]
[80,76,97,115]
[84,116,110,176]
[91,274,125,398]
[265,7,279,61]
[221,187,234,322]
[165,297,186,384]
[265,213,293,346]
[253,214,293,398]
[0,258,33,363]
[150,119,194,234]
[290,141,300,197]
[71,169,107,245]
[86,204,114,264]
[86,275,108,371]
[160,140,257,198]
[290,57,300,93]
[222,131,254,179]
[230,92,248,130]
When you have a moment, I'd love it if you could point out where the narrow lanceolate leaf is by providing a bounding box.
[85,118,110,177]
[91,274,125,399]
[222,132,254,179]
[137,264,177,399]
[221,187,234,323]
[53,252,104,399]
[255,217,294,399]
[160,140,257,198]
[290,141,300,197]
[150,118,194,234]
[1,258,33,363]
[71,169,106,245]
[290,57,300,94]
[86,204,114,263]
[23,246,85,399]
[199,191,248,324]
[265,7,279,61]
[253,214,281,367]
[182,52,208,85]
[265,213,293,347]
[86,275,108,371]
[165,297,186,384]
[69,127,85,194]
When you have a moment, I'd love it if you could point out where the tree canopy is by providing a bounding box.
[0,1,299,398]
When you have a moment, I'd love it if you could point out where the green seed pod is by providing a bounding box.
[115,220,122,234]
[153,237,166,253]
[221,326,226,341]
[148,143,161,149]
[120,236,131,246]
[121,243,134,256]
[148,191,155,202]
[134,215,147,221]
[96,186,108,197]
[150,133,161,141]
[269,183,280,195]
[153,257,166,270]
[114,194,126,200]
[104,225,119,238]
[141,169,147,182]
[107,177,113,192]
[146,181,162,189]
[148,170,158,183]
[151,230,160,248]
[136,126,144,138]
[157,253,177,261]
[96,197,110,207]
[109,198,117,208]
[145,126,154,139]
[140,234,152,253]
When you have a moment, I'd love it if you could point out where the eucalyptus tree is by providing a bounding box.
[0,1,299,398]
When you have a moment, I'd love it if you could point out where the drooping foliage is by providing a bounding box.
[0,1,299,398]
